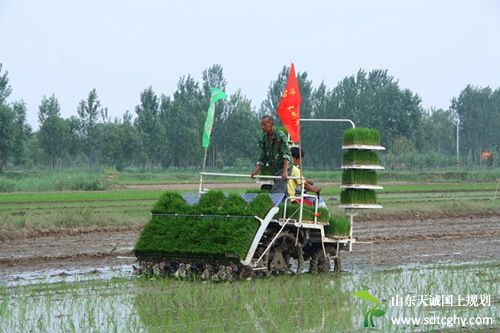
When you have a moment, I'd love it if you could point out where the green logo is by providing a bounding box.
[353,290,386,328]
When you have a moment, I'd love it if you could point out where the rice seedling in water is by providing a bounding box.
[1,261,497,332]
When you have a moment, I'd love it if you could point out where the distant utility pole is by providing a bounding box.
[456,118,460,165]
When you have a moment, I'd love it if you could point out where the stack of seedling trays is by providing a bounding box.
[340,128,384,209]
[134,191,275,262]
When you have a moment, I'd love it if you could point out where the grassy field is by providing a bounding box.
[0,261,497,332]
[0,181,498,238]
[1,167,499,192]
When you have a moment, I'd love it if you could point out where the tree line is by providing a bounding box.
[0,63,498,173]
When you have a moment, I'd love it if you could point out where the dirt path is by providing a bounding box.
[1,216,498,280]
[123,181,497,191]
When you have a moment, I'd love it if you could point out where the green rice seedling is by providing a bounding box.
[151,191,190,214]
[342,150,380,165]
[343,128,381,146]
[2,261,497,332]
[325,215,351,236]
[220,193,249,215]
[248,193,275,218]
[134,215,260,260]
[196,190,226,214]
[342,169,378,185]
[278,203,330,222]
[340,189,377,204]
[135,191,277,260]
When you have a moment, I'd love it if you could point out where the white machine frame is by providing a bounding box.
[197,118,380,270]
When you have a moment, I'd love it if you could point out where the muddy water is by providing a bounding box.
[0,215,498,331]
[1,216,499,285]
[1,261,497,332]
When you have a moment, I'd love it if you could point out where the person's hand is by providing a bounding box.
[281,172,288,181]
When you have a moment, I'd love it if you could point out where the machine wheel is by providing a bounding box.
[267,231,304,275]
[309,249,341,273]
[334,257,341,273]
[309,249,330,273]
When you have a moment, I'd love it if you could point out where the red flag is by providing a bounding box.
[277,63,302,143]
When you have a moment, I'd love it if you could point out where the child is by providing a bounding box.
[287,147,321,198]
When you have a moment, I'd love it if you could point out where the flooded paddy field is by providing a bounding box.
[0,183,498,332]
[1,215,498,332]
[0,260,497,332]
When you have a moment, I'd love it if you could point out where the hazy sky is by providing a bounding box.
[1,0,499,129]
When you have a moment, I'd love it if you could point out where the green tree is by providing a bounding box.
[329,69,423,152]
[0,65,30,171]
[121,111,143,168]
[158,96,171,167]
[0,104,15,172]
[301,82,342,168]
[0,64,11,105]
[63,116,83,166]
[135,87,164,168]
[451,85,499,164]
[98,112,143,170]
[77,88,104,167]
[0,64,14,172]
[218,90,259,168]
[259,66,288,118]
[418,108,455,155]
[11,101,31,165]
[166,75,204,168]
[38,95,67,168]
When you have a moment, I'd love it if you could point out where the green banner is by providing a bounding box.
[202,88,227,148]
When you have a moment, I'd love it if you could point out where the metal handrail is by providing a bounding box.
[199,171,304,193]
[300,118,355,128]
[200,171,302,180]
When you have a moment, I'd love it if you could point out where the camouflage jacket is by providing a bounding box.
[257,130,292,174]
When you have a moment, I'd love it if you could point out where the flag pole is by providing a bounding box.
[200,148,208,193]
[298,141,304,224]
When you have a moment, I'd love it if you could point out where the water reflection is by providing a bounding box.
[0,261,497,332]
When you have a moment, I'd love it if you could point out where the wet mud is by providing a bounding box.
[1,215,498,281]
